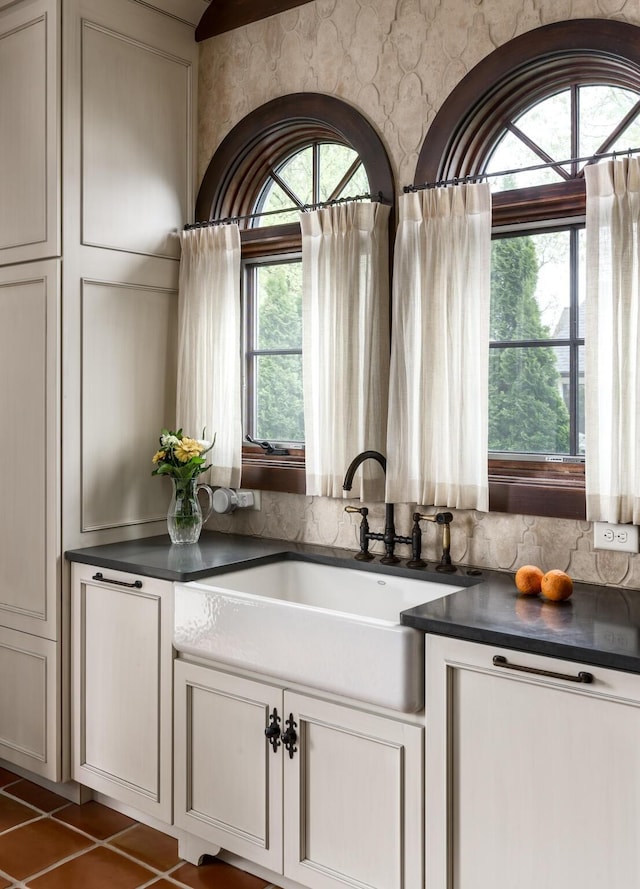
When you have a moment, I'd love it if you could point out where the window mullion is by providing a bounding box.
[312,142,320,204]
[571,83,579,178]
[243,264,258,439]
[569,226,581,456]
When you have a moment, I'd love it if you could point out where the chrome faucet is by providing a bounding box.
[342,450,400,564]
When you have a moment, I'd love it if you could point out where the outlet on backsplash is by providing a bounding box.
[593,522,639,553]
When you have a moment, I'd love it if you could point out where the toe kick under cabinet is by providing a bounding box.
[426,635,640,889]
[71,563,173,821]
[173,658,424,889]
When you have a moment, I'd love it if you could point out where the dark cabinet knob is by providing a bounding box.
[282,714,298,759]
[264,708,281,752]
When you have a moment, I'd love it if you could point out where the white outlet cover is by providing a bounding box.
[593,522,639,553]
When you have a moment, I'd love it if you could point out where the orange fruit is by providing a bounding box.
[541,569,573,601]
[515,565,544,595]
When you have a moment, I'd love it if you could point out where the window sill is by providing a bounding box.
[241,453,587,519]
[489,460,586,519]
[241,447,306,495]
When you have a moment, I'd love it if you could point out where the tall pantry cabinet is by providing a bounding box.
[0,0,200,780]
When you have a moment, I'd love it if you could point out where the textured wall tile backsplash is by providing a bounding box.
[199,0,640,589]
[205,496,640,589]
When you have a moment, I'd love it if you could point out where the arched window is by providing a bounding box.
[196,94,394,493]
[415,19,640,519]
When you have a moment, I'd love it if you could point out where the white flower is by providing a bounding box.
[161,433,181,448]
[197,439,212,451]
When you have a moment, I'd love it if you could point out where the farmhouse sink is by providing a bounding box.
[173,559,463,712]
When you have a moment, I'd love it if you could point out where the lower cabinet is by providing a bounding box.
[426,635,640,889]
[174,659,423,889]
[0,626,59,778]
[71,563,173,821]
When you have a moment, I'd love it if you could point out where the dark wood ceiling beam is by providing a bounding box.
[196,0,315,41]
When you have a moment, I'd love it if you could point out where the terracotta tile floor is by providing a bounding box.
[0,768,283,889]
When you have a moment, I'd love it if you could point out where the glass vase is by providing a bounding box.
[167,476,213,545]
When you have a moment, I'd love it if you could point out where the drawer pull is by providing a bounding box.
[492,655,593,684]
[92,572,142,589]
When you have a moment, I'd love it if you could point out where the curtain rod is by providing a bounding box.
[184,191,389,231]
[404,146,640,193]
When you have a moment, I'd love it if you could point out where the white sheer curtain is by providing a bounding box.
[177,224,242,488]
[585,157,640,523]
[301,201,390,500]
[386,184,492,510]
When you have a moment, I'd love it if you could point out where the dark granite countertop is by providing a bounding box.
[64,530,476,586]
[401,568,640,674]
[66,531,640,674]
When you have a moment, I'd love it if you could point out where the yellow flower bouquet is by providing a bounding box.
[151,428,214,481]
[152,428,215,543]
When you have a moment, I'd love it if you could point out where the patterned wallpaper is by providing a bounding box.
[198,0,640,588]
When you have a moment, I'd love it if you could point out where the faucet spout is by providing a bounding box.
[342,450,387,492]
[342,451,399,565]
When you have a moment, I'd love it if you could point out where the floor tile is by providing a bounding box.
[53,800,136,839]
[144,882,177,889]
[26,846,155,889]
[0,817,92,880]
[0,768,19,789]
[170,859,270,889]
[0,875,12,889]
[0,795,39,832]
[110,824,180,872]
[5,780,68,813]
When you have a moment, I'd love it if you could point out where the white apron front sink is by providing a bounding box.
[173,559,462,712]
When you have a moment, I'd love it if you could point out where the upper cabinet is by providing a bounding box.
[62,0,196,548]
[80,20,190,259]
[0,0,60,265]
[63,0,196,263]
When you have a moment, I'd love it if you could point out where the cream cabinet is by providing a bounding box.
[0,0,196,782]
[174,659,423,889]
[61,0,194,548]
[71,563,173,821]
[0,0,60,265]
[0,626,59,778]
[0,260,60,641]
[0,260,60,780]
[426,635,640,889]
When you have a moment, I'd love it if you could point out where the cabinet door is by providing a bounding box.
[0,625,59,779]
[72,564,173,822]
[173,660,284,873]
[283,692,423,889]
[0,0,59,264]
[0,261,59,640]
[426,635,640,889]
[63,0,195,261]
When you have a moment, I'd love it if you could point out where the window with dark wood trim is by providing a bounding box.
[415,19,640,519]
[196,94,394,495]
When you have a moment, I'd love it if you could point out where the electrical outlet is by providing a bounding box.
[593,522,639,553]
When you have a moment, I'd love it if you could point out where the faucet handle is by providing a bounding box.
[413,512,455,572]
[344,506,374,562]
[414,511,453,525]
[345,505,368,516]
